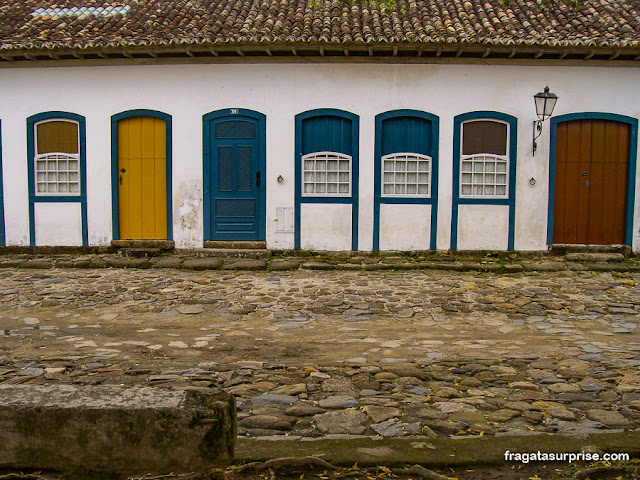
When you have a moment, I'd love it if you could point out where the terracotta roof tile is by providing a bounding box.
[0,0,639,52]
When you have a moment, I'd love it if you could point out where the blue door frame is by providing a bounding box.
[450,111,518,251]
[203,108,266,241]
[110,109,173,241]
[547,112,638,246]
[27,111,88,246]
[294,108,359,250]
[373,110,439,251]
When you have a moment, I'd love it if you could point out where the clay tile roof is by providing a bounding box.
[0,0,639,52]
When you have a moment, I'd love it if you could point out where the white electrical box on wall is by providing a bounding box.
[275,207,294,233]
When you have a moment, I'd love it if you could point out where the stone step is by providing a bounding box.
[117,248,164,258]
[111,239,175,250]
[0,385,235,477]
[195,248,271,259]
[204,240,267,250]
[565,252,626,263]
[551,244,630,256]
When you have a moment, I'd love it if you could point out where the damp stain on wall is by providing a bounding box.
[175,180,203,245]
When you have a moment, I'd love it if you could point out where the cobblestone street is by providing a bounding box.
[1,266,639,441]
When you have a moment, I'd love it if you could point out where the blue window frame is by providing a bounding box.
[26,111,88,246]
[373,110,439,251]
[451,111,518,250]
[294,109,359,250]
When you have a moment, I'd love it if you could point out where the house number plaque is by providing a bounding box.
[230,109,239,114]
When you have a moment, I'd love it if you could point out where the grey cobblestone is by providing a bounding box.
[0,265,639,441]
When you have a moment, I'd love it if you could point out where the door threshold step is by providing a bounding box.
[117,248,164,258]
[191,248,271,259]
[565,252,626,263]
[111,240,175,251]
[204,241,267,250]
[550,244,630,256]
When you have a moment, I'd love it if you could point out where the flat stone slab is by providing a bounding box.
[182,258,224,270]
[111,240,175,250]
[566,252,625,263]
[0,384,235,476]
[268,259,302,271]
[224,259,268,270]
[152,256,184,268]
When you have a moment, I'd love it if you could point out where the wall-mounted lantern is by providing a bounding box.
[533,86,559,155]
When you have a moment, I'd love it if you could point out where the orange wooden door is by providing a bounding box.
[118,116,167,239]
[553,119,629,244]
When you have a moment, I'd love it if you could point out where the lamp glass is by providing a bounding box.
[533,86,559,121]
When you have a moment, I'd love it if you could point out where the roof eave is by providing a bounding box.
[2,41,640,65]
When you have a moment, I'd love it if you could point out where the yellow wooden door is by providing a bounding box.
[118,116,167,239]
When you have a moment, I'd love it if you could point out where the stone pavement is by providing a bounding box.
[0,261,639,444]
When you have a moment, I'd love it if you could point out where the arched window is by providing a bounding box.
[27,111,87,246]
[34,119,81,196]
[294,109,359,250]
[460,119,509,198]
[451,111,517,251]
[373,110,439,251]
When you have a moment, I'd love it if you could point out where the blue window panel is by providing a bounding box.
[216,199,255,217]
[301,115,353,156]
[202,109,266,242]
[217,146,234,192]
[27,111,89,246]
[381,116,432,157]
[215,120,256,139]
[237,146,253,192]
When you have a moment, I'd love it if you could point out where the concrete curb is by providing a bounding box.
[0,385,236,477]
[236,432,640,467]
[0,254,639,273]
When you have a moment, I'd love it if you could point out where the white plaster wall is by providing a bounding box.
[34,203,82,246]
[0,63,638,250]
[300,203,352,251]
[457,204,509,250]
[379,204,431,250]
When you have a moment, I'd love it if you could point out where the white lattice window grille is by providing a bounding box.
[460,155,508,197]
[302,152,351,197]
[382,153,431,197]
[34,120,81,196]
[460,119,509,198]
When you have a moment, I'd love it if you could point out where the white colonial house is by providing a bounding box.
[0,0,638,252]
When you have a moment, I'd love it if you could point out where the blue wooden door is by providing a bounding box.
[208,115,264,241]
